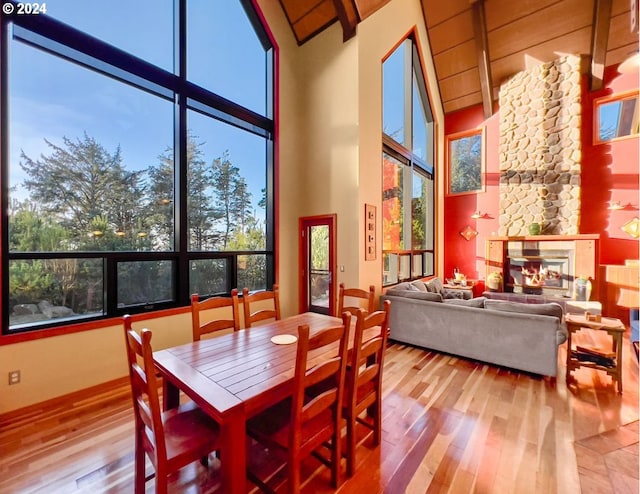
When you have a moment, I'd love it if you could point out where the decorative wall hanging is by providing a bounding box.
[621,217,640,238]
[365,204,376,260]
[459,225,478,241]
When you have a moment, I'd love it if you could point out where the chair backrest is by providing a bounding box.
[191,289,240,341]
[346,300,390,410]
[337,283,375,317]
[242,284,281,328]
[290,312,351,452]
[123,315,166,466]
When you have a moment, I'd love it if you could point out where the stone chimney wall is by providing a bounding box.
[498,55,582,236]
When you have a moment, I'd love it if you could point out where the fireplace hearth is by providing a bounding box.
[485,235,599,299]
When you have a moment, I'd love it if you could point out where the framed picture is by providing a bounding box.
[364,204,376,261]
[446,128,485,196]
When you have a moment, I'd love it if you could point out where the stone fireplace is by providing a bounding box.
[506,240,574,297]
[498,55,583,236]
[487,56,599,300]
[486,235,599,299]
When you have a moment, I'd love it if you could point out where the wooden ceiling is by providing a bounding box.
[277,0,639,115]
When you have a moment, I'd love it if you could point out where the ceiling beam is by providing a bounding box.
[332,0,360,42]
[471,0,494,118]
[590,0,612,91]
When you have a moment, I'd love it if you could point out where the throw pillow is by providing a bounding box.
[385,282,420,297]
[411,280,428,292]
[425,277,444,294]
[444,296,487,308]
[389,282,413,291]
[484,300,563,320]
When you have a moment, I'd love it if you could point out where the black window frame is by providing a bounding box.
[0,0,275,334]
[382,36,435,286]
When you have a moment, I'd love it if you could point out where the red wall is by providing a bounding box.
[443,66,639,282]
[581,66,639,264]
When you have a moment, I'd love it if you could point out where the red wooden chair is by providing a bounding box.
[336,282,375,317]
[246,313,351,493]
[123,315,220,493]
[242,284,281,328]
[191,289,240,341]
[344,300,390,477]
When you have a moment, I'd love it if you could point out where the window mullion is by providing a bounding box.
[403,40,412,150]
[175,0,189,306]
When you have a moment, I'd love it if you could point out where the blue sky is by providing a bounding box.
[9,0,268,212]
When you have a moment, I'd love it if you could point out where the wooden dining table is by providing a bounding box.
[153,311,359,494]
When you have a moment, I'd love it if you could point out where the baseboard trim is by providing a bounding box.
[0,375,130,425]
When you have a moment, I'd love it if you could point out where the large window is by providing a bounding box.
[1,1,274,333]
[382,38,434,286]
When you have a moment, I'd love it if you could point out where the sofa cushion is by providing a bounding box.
[444,296,487,308]
[411,280,428,292]
[425,277,444,294]
[386,290,443,302]
[405,291,443,302]
[484,300,563,320]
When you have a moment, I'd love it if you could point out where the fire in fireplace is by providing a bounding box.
[507,256,571,295]
[520,265,562,287]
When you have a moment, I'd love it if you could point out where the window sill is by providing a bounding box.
[0,305,190,346]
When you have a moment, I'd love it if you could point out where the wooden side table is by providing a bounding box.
[565,314,626,393]
[443,281,475,298]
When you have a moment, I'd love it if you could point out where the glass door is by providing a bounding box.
[299,215,336,315]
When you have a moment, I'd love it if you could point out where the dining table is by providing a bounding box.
[153,311,366,494]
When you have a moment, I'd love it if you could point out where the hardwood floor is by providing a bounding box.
[1,332,637,493]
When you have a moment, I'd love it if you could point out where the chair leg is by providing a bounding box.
[289,453,301,494]
[346,415,356,478]
[154,463,168,494]
[372,398,382,446]
[332,426,342,488]
[134,441,146,494]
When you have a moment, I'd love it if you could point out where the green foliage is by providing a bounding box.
[10,131,267,318]
[19,133,148,248]
[211,151,253,250]
[9,260,55,306]
[310,226,329,270]
[450,134,481,194]
[9,200,67,251]
[412,195,426,249]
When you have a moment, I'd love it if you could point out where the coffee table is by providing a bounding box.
[565,314,625,393]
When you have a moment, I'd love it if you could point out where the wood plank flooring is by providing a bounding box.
[1,331,637,493]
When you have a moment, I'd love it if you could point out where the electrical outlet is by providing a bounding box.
[8,370,20,385]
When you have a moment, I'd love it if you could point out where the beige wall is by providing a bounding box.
[0,0,443,415]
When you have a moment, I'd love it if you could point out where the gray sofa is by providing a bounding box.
[381,281,568,377]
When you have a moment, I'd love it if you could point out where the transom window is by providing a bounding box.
[1,0,274,333]
[382,37,434,286]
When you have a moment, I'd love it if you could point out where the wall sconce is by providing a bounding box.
[471,211,491,219]
[608,201,638,211]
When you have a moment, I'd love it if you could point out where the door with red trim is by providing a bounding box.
[299,215,336,315]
